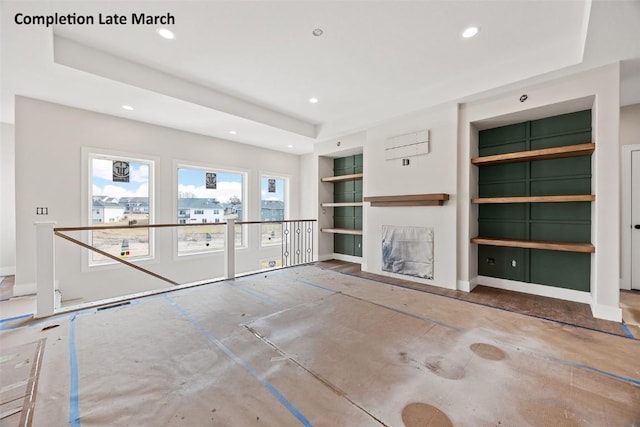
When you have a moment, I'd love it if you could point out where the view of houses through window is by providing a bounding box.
[261,175,287,246]
[88,157,287,264]
[90,156,152,264]
[177,167,244,254]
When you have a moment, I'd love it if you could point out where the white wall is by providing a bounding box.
[620,103,640,146]
[619,103,640,290]
[299,153,323,259]
[363,105,459,288]
[15,97,301,302]
[458,63,622,321]
[0,123,16,276]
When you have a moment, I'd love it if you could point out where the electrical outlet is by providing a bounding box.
[36,207,49,215]
[511,260,517,267]
[402,158,410,166]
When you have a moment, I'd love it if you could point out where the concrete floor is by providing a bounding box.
[1,265,639,426]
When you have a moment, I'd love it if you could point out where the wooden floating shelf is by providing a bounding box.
[321,173,363,183]
[472,195,595,204]
[471,237,595,253]
[364,193,449,207]
[321,202,364,207]
[321,228,363,235]
[471,143,595,166]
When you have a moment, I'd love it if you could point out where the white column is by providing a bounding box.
[35,221,56,317]
[224,218,235,280]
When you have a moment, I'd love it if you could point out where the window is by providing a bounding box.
[177,166,245,255]
[261,175,288,246]
[89,154,153,265]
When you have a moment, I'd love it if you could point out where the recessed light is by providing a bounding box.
[309,97,318,104]
[312,28,324,37]
[287,144,293,148]
[462,26,479,38]
[122,105,134,111]
[228,130,237,135]
[157,28,175,40]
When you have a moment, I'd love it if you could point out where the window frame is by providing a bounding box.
[82,148,156,269]
[259,172,290,247]
[174,161,248,258]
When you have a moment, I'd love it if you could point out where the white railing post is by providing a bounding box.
[35,221,56,317]
[224,218,235,280]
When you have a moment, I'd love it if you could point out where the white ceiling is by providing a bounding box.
[2,0,640,155]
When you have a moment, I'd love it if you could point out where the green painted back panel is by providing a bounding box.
[354,154,363,173]
[530,110,591,139]
[479,141,527,156]
[478,246,527,281]
[479,123,527,154]
[530,178,591,196]
[334,234,354,255]
[529,250,591,292]
[479,204,527,220]
[479,181,528,198]
[334,153,363,176]
[333,154,363,256]
[530,132,591,150]
[478,221,527,240]
[530,202,591,221]
[354,235,363,257]
[530,157,590,179]
[477,110,592,291]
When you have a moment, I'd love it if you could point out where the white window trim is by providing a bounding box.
[259,172,290,247]
[81,147,157,271]
[173,160,249,259]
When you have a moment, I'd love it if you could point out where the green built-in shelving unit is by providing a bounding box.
[320,154,363,257]
[472,110,594,292]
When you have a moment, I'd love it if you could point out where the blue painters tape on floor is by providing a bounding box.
[572,362,640,387]
[224,281,285,308]
[363,298,464,332]
[27,308,97,330]
[164,295,313,427]
[620,323,635,339]
[0,312,33,329]
[550,355,640,387]
[69,313,81,427]
[296,278,463,332]
[323,266,640,341]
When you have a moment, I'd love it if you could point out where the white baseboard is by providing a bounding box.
[331,253,362,264]
[590,303,622,322]
[13,282,36,297]
[619,278,631,291]
[317,254,333,262]
[0,266,16,276]
[457,277,478,292]
[476,276,592,304]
